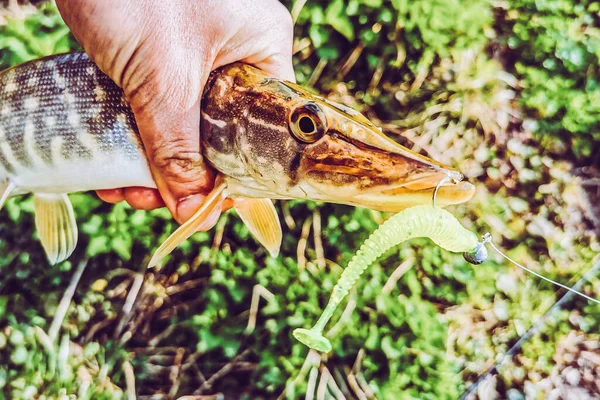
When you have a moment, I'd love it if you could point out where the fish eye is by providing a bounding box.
[290,103,326,143]
[299,116,316,134]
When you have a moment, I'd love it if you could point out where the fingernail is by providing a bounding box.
[176,193,205,223]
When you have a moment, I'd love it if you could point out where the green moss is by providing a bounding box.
[501,0,600,157]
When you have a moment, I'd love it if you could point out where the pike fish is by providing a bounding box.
[0,52,475,266]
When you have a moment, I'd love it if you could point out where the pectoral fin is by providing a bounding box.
[34,193,78,265]
[148,182,227,268]
[234,198,282,257]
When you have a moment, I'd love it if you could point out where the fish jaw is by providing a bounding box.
[295,132,475,211]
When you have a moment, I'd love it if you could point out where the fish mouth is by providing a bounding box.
[300,134,476,212]
[353,174,476,212]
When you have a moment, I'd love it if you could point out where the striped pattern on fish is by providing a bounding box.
[0,52,154,195]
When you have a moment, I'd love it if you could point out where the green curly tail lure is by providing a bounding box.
[293,205,486,352]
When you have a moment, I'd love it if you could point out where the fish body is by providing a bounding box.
[0,52,476,265]
[0,52,154,195]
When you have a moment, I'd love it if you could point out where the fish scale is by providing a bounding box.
[0,51,474,266]
[0,52,153,195]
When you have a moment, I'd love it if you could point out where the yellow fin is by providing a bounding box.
[34,193,78,265]
[234,198,282,257]
[148,182,227,268]
[0,180,16,211]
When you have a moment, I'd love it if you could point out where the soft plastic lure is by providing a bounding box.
[294,204,600,352]
[293,204,487,352]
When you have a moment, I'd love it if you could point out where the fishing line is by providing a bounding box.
[460,256,600,399]
[482,233,600,305]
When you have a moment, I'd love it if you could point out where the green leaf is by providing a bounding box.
[325,0,355,41]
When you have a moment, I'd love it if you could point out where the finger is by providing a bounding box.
[123,187,166,210]
[97,188,125,203]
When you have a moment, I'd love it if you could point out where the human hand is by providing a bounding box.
[55,0,294,223]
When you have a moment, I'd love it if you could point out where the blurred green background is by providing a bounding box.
[0,0,599,398]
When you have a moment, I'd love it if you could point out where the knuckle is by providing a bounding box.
[150,140,201,181]
[147,138,212,193]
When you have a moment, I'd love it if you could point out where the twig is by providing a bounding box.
[306,366,319,400]
[306,261,320,277]
[297,217,312,270]
[210,215,228,264]
[166,278,208,296]
[316,366,329,400]
[381,259,414,295]
[231,361,257,372]
[347,350,368,400]
[194,348,252,394]
[169,348,186,398]
[278,350,321,400]
[245,284,276,334]
[312,209,326,270]
[114,265,147,339]
[333,367,354,400]
[190,362,207,386]
[351,349,365,376]
[182,351,204,372]
[356,373,375,400]
[307,59,328,88]
[119,290,157,345]
[282,201,297,230]
[410,65,429,91]
[326,260,344,276]
[367,57,386,96]
[321,365,346,400]
[290,0,307,25]
[149,323,183,348]
[122,361,136,400]
[104,267,136,281]
[155,298,205,321]
[326,288,357,339]
[581,178,600,187]
[124,270,146,315]
[346,371,367,400]
[338,43,365,81]
[293,38,313,56]
[84,316,115,343]
[49,259,88,342]
[460,259,600,400]
[179,351,208,387]
[369,210,384,226]
[106,276,134,299]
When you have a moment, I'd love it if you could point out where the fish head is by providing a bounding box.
[201,63,475,211]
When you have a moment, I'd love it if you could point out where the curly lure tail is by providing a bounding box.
[293,205,484,352]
